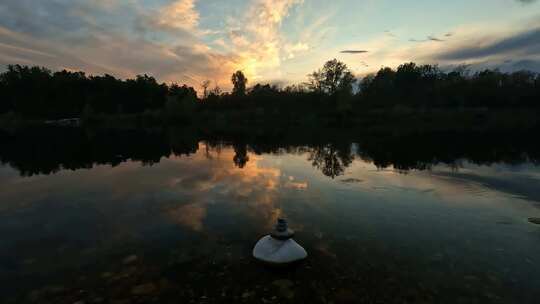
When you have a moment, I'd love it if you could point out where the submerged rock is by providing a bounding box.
[122,255,138,265]
[272,279,295,299]
[253,219,307,264]
[528,218,540,225]
[340,178,363,184]
[131,283,157,296]
[272,279,294,289]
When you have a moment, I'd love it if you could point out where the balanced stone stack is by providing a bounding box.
[253,219,308,264]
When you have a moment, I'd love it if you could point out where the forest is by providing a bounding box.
[0,60,539,132]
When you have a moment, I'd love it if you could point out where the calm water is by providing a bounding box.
[1,128,540,303]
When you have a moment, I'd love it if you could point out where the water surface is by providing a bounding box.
[1,129,540,303]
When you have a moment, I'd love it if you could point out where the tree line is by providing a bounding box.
[0,60,539,121]
[0,65,197,119]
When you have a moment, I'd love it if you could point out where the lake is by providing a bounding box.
[1,127,540,303]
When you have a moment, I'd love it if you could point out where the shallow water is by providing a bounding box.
[1,133,540,303]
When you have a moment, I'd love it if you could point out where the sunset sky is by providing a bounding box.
[0,0,539,89]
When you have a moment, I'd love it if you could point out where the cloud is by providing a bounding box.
[0,26,119,74]
[340,50,369,54]
[158,0,200,30]
[437,27,540,61]
[0,0,240,88]
[1,0,537,87]
[423,25,540,73]
[427,35,445,42]
[507,59,540,71]
[343,16,540,75]
[139,0,202,34]
[0,0,308,88]
[409,35,445,42]
[222,0,305,81]
[0,24,237,87]
[285,42,310,58]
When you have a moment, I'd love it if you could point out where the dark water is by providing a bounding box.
[1,127,540,303]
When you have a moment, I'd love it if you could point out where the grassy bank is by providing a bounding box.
[1,107,539,137]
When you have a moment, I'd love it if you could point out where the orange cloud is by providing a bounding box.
[225,0,306,81]
[154,0,200,31]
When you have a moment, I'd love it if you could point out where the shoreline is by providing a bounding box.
[1,107,539,136]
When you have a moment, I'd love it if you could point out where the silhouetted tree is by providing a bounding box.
[231,71,248,96]
[201,80,211,99]
[210,84,222,95]
[165,85,198,123]
[308,59,356,96]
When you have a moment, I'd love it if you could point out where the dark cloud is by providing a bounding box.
[410,35,446,42]
[0,0,120,42]
[427,35,445,42]
[437,28,540,60]
[340,50,368,54]
[0,1,80,36]
[508,59,540,71]
[440,58,540,73]
[516,0,537,4]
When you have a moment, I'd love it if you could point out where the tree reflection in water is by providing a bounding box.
[307,143,354,178]
[233,143,250,169]
[1,126,539,178]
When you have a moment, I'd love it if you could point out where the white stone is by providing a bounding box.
[253,235,307,264]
